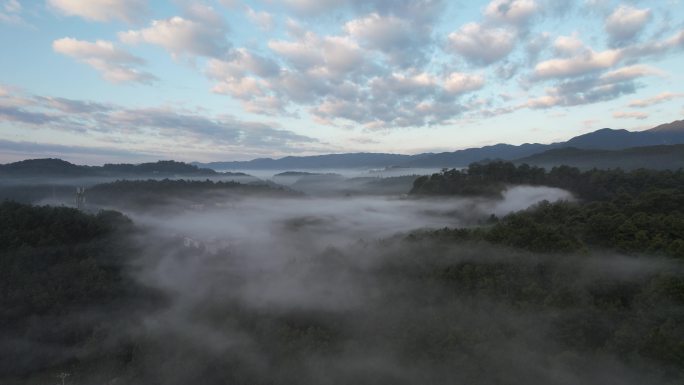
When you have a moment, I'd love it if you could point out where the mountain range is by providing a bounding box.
[2,120,684,175]
[196,120,684,170]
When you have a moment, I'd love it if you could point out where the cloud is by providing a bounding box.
[484,0,539,26]
[268,32,366,75]
[533,46,621,79]
[522,63,663,110]
[553,34,584,56]
[444,72,485,94]
[0,87,320,155]
[47,0,148,23]
[525,31,550,63]
[52,37,156,84]
[0,0,22,24]
[206,50,281,102]
[119,4,230,59]
[277,0,345,15]
[621,29,684,58]
[307,70,481,128]
[34,96,112,114]
[448,23,517,66]
[0,139,152,159]
[605,5,652,46]
[533,29,684,80]
[344,12,432,66]
[599,64,665,83]
[0,105,63,125]
[246,7,274,31]
[613,111,648,119]
[628,92,684,108]
[102,107,321,151]
[275,0,445,20]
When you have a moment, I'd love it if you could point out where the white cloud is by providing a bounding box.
[1,85,319,156]
[534,29,684,80]
[534,47,621,79]
[52,37,156,84]
[119,5,229,59]
[448,23,517,66]
[605,5,652,46]
[0,0,22,24]
[484,0,539,26]
[48,0,147,23]
[444,72,485,94]
[621,29,684,58]
[523,62,664,110]
[553,34,584,56]
[268,32,365,75]
[628,92,684,108]
[345,13,410,48]
[278,0,345,15]
[613,111,648,119]
[3,0,18,12]
[600,64,665,83]
[344,13,430,66]
[207,49,280,80]
[246,7,274,31]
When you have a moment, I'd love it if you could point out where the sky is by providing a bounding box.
[0,0,683,164]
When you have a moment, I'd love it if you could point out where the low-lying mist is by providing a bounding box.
[116,183,676,385]
[8,180,682,385]
[129,185,573,250]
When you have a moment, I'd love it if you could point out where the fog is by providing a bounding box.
[107,180,671,385]
[218,167,443,180]
[131,186,573,250]
[8,176,680,385]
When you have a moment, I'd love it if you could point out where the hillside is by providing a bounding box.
[0,159,246,178]
[515,144,684,170]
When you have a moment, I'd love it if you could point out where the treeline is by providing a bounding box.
[86,179,298,209]
[410,162,684,258]
[0,202,149,379]
[0,159,225,178]
[417,189,684,257]
[411,161,684,201]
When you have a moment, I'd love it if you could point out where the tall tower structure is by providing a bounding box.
[76,187,86,210]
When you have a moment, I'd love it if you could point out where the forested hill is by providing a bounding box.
[0,159,247,178]
[411,161,684,258]
[0,202,149,379]
[85,179,300,210]
[513,144,684,170]
[411,161,684,201]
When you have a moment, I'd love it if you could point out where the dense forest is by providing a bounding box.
[411,161,684,200]
[411,162,684,256]
[1,162,683,384]
[85,179,299,210]
[0,202,153,382]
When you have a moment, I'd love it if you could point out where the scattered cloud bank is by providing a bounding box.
[0,86,322,161]
[2,0,684,159]
[119,4,230,60]
[48,0,148,23]
[53,37,156,84]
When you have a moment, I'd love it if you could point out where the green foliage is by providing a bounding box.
[0,202,142,378]
[411,161,684,202]
[86,179,298,209]
[414,190,684,258]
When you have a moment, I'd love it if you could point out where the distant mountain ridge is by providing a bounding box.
[4,120,684,174]
[196,120,684,170]
[0,159,246,178]
[514,144,684,170]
